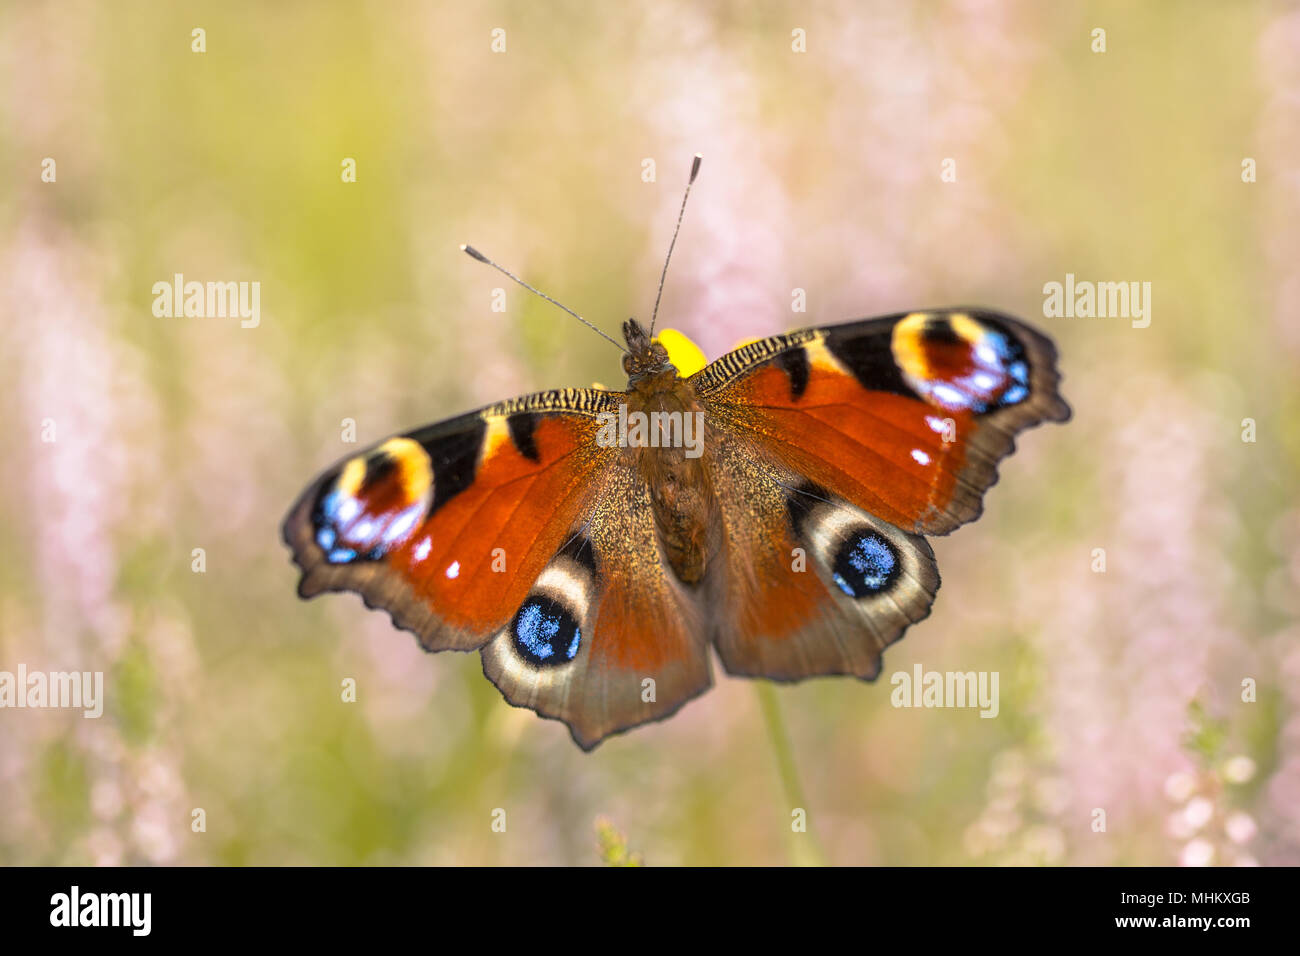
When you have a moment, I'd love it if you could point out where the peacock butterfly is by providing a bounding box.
[282,157,1071,749]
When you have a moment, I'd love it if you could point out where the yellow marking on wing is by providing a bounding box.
[479,416,513,468]
[336,456,367,498]
[804,336,849,376]
[948,312,985,345]
[377,437,433,502]
[891,312,934,381]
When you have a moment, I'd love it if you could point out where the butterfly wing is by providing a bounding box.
[692,308,1068,679]
[282,389,621,652]
[282,387,712,749]
[693,309,1070,536]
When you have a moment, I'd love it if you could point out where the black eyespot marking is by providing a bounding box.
[831,529,900,598]
[558,533,599,576]
[425,419,486,513]
[775,347,810,399]
[512,596,581,667]
[362,454,397,485]
[506,412,541,462]
[919,316,963,345]
[784,481,830,538]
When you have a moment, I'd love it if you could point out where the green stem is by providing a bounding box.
[756,683,827,865]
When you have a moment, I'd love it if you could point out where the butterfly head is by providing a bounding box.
[621,318,674,382]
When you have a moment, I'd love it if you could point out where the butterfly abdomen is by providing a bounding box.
[623,374,719,587]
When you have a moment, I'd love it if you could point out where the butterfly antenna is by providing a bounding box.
[648,153,702,339]
[460,244,628,354]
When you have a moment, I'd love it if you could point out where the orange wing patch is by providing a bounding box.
[386,415,607,634]
[716,362,975,532]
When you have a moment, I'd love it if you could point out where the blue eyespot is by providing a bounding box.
[905,322,1032,413]
[997,356,1030,407]
[313,476,427,566]
[832,530,899,598]
[1000,383,1029,405]
[512,597,581,667]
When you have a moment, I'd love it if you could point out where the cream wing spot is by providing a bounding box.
[479,416,513,467]
[792,491,938,630]
[804,337,851,377]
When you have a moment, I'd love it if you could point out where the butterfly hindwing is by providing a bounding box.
[703,421,940,681]
[480,462,713,750]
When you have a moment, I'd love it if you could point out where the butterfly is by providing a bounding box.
[282,157,1071,750]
